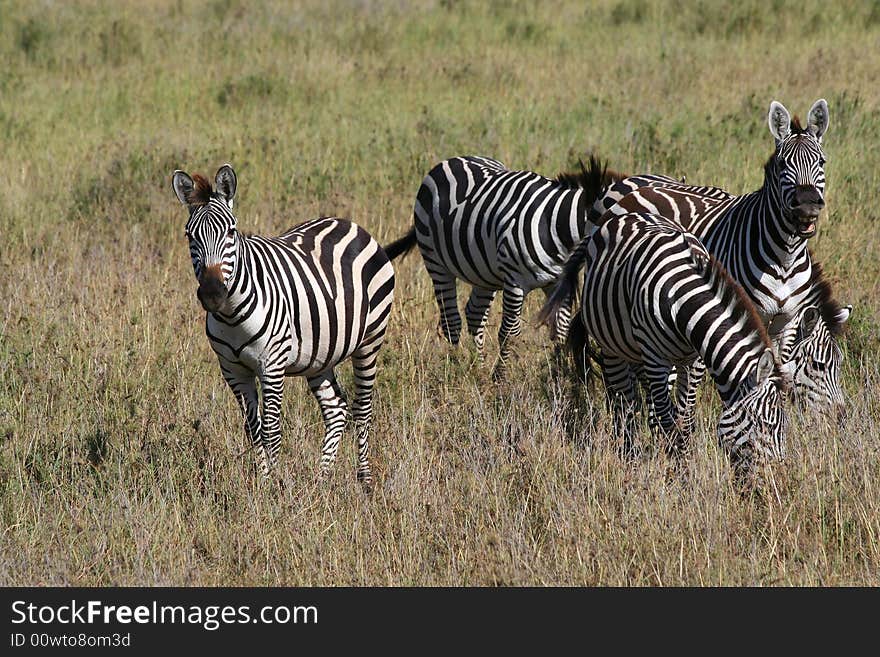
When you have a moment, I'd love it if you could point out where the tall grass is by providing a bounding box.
[0,0,878,585]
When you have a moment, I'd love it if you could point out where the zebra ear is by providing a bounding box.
[801,306,821,335]
[768,101,792,144]
[215,164,237,208]
[807,98,829,142]
[754,348,776,386]
[172,170,194,207]
[836,304,852,325]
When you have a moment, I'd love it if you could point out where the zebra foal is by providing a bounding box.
[172,165,395,488]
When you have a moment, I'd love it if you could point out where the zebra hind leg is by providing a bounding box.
[492,283,525,381]
[350,340,385,492]
[307,370,349,480]
[601,356,640,458]
[428,270,462,345]
[465,286,497,362]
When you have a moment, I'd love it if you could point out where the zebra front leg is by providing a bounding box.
[601,356,640,457]
[220,364,264,466]
[351,343,384,491]
[492,283,525,381]
[307,370,349,479]
[257,370,286,476]
[465,286,497,362]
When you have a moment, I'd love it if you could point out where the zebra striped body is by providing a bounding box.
[405,155,614,378]
[172,165,394,487]
[541,212,788,474]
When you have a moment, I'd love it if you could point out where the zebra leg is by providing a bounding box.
[257,370,286,475]
[674,360,705,439]
[350,342,384,491]
[643,359,686,456]
[307,370,349,478]
[540,285,575,381]
[492,283,525,381]
[601,356,640,457]
[465,286,497,361]
[220,364,263,460]
[429,271,462,345]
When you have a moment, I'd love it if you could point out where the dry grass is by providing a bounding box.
[1,0,879,585]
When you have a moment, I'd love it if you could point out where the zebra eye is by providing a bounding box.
[227,227,236,238]
[818,158,826,166]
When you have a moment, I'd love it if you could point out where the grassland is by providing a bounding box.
[0,0,879,585]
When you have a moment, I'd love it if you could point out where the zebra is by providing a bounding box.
[595,98,832,358]
[171,164,395,489]
[384,155,622,380]
[539,211,789,477]
[588,99,850,420]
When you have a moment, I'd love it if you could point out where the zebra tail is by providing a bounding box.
[383,227,418,260]
[566,313,598,387]
[536,238,590,330]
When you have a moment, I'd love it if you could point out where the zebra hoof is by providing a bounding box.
[357,470,374,493]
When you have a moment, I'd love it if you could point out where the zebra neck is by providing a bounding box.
[215,238,256,321]
[755,172,809,270]
[675,274,767,404]
[704,346,763,405]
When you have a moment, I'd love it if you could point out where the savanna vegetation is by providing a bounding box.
[1,0,878,585]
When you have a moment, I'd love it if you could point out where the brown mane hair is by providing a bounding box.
[808,251,847,336]
[187,173,215,207]
[555,154,627,190]
[699,254,773,351]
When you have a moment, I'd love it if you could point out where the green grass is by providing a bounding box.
[1,0,879,585]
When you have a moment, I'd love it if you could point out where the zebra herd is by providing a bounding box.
[171,98,850,489]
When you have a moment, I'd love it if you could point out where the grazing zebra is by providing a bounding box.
[589,99,851,420]
[384,155,621,379]
[171,165,395,488]
[540,212,789,476]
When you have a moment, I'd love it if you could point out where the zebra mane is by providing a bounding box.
[808,252,847,336]
[696,253,773,352]
[555,155,626,192]
[186,173,215,207]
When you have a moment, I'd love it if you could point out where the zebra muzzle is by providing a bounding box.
[197,266,227,313]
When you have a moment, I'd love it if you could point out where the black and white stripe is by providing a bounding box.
[541,212,789,475]
[385,155,616,379]
[172,165,394,487]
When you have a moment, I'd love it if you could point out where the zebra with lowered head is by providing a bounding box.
[384,155,622,380]
[540,211,789,478]
[172,164,395,489]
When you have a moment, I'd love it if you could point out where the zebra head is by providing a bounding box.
[787,304,851,425]
[767,99,829,239]
[172,164,239,314]
[718,348,789,476]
